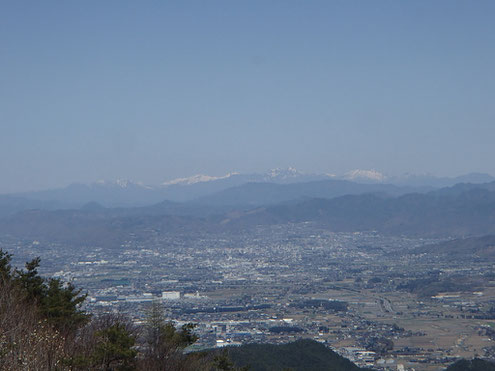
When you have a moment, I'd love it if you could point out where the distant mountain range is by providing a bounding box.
[1,168,495,246]
[2,180,495,246]
[193,179,422,207]
[230,186,495,237]
[1,168,493,213]
[2,168,336,210]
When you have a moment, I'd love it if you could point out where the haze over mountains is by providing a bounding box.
[2,168,493,210]
[1,168,495,246]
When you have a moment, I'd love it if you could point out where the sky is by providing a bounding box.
[1,1,495,193]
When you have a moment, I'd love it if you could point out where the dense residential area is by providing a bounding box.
[2,203,495,370]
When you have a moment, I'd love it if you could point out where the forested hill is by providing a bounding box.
[446,358,495,370]
[218,339,372,371]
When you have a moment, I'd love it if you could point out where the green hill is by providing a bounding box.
[219,339,371,371]
[446,358,495,371]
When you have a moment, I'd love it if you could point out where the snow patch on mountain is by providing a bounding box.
[343,169,387,182]
[264,167,303,180]
[162,172,240,186]
[93,179,153,189]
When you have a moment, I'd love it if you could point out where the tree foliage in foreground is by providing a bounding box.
[0,249,88,333]
[0,249,247,370]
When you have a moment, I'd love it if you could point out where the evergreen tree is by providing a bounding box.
[144,300,198,352]
[41,277,88,332]
[16,256,45,300]
[93,323,138,371]
[0,250,89,333]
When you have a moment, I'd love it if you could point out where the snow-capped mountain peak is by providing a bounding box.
[162,172,240,186]
[343,169,387,182]
[265,167,303,180]
[92,179,153,189]
[116,179,131,188]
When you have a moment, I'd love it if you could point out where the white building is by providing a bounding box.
[162,291,180,300]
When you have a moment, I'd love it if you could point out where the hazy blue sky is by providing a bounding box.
[1,1,495,192]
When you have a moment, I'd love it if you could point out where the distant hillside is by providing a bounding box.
[14,181,170,208]
[3,184,495,246]
[224,188,495,237]
[415,235,495,258]
[195,179,423,207]
[219,339,370,371]
[0,195,70,219]
[428,180,495,197]
[389,172,495,188]
[0,209,211,247]
[446,358,495,371]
